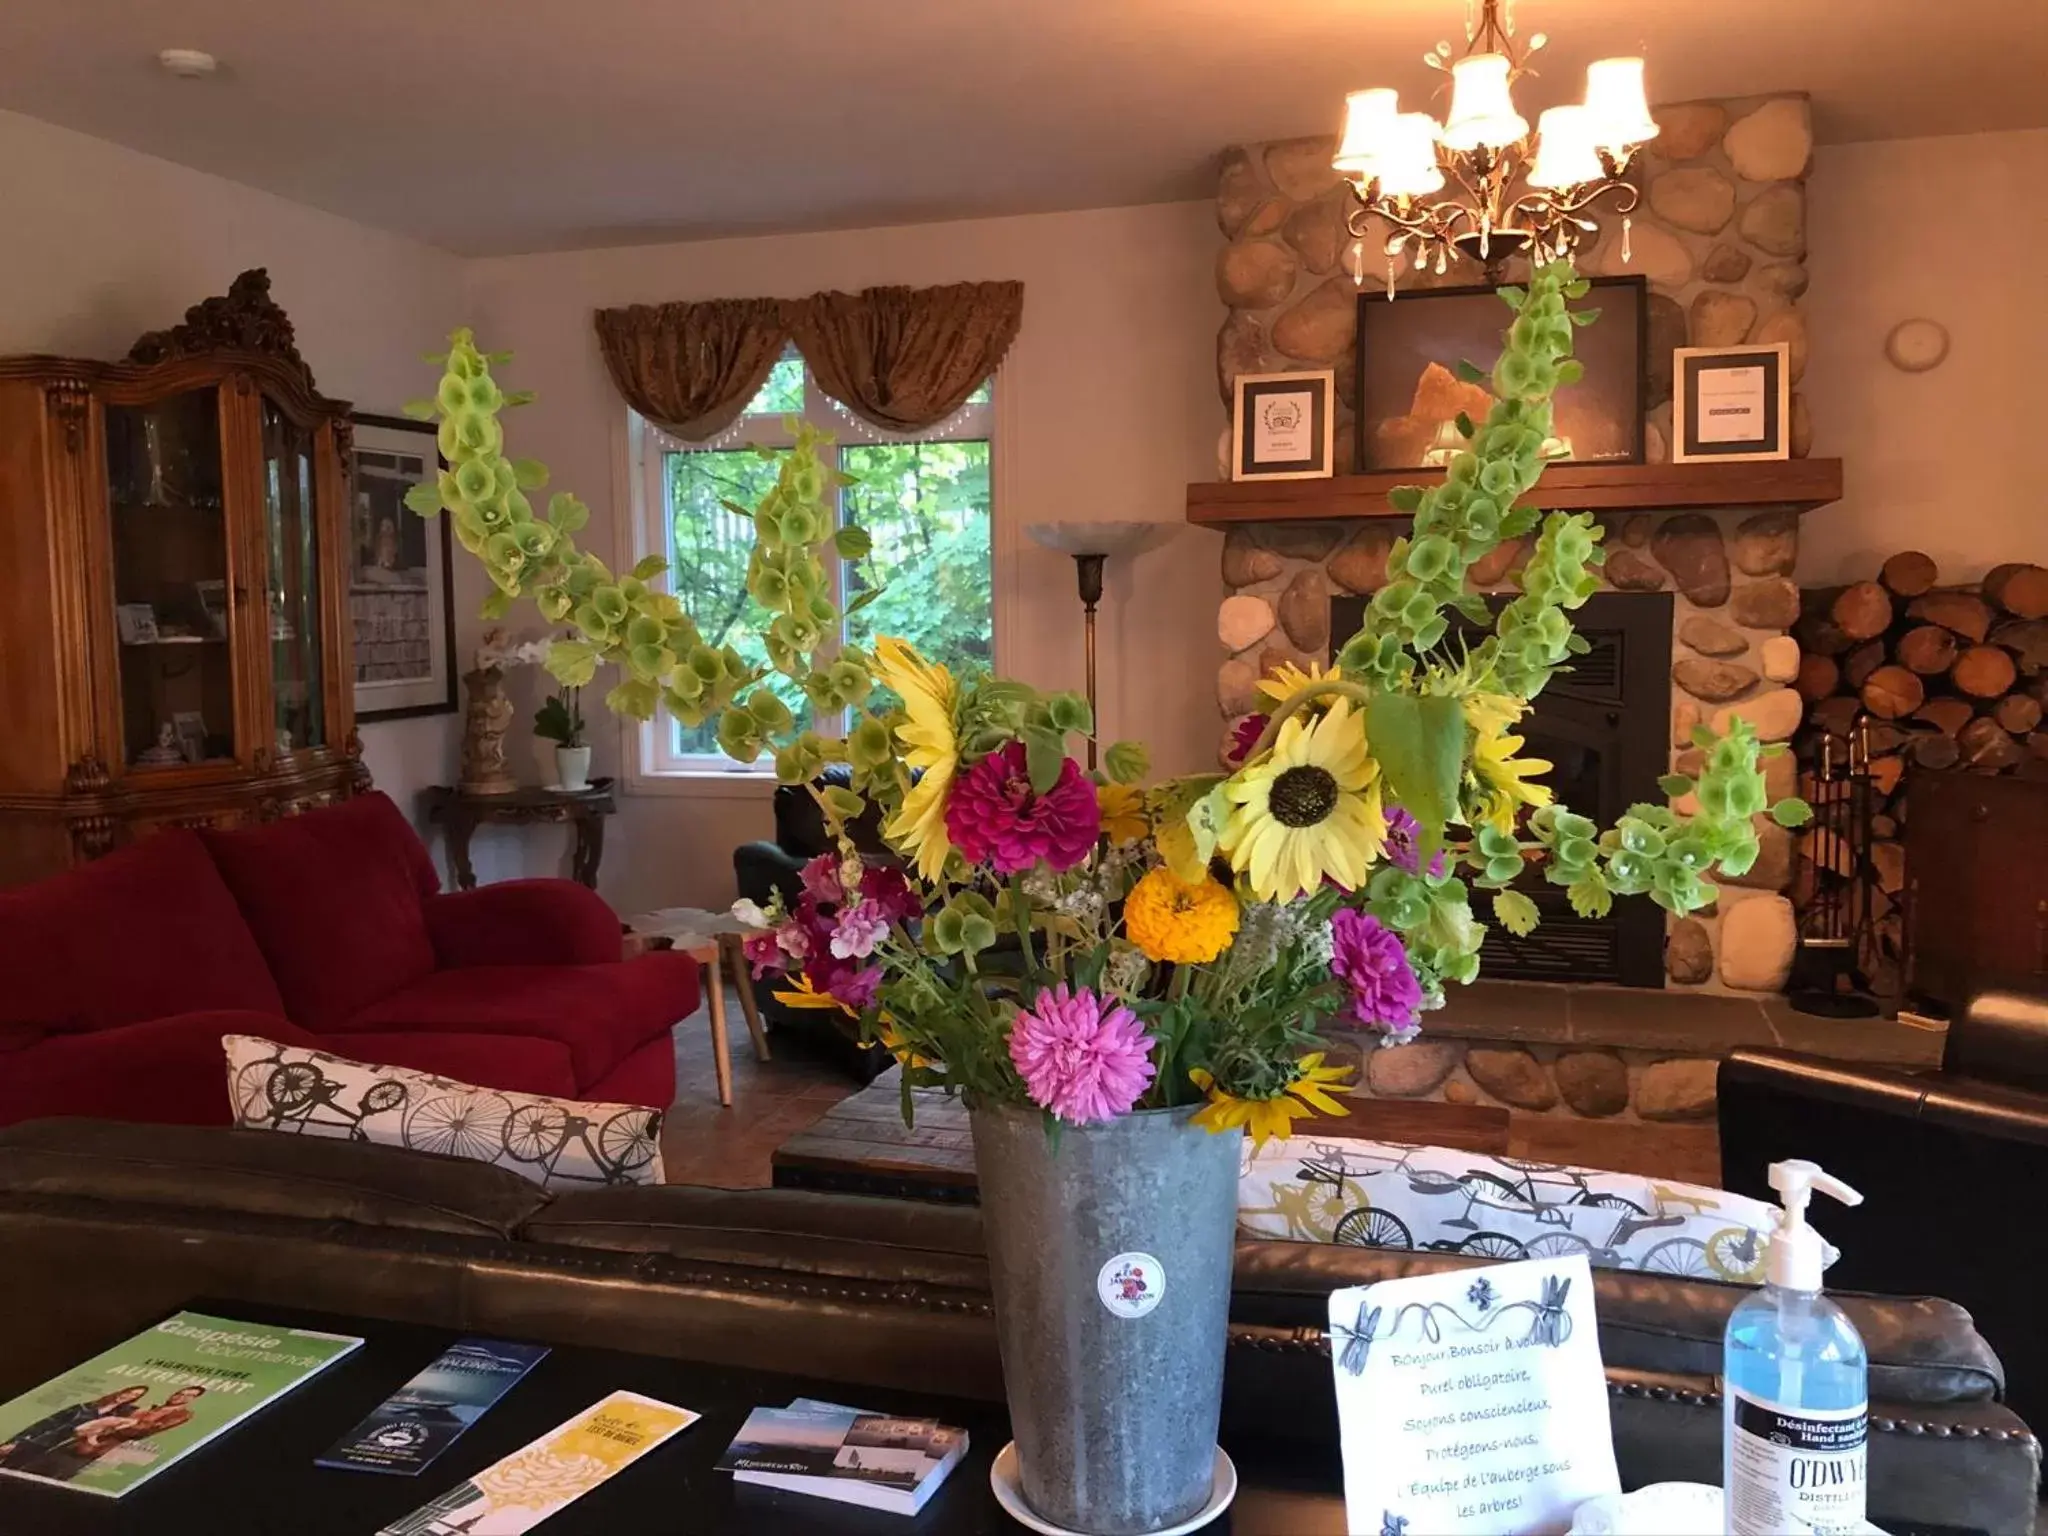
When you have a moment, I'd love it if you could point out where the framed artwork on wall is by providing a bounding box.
[350,413,457,722]
[1353,275,1646,472]
[1231,369,1336,482]
[1671,343,1791,463]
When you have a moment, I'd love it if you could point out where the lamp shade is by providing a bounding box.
[1333,88,1401,180]
[1375,113,1446,197]
[1527,105,1605,189]
[1440,53,1528,151]
[1583,57,1658,150]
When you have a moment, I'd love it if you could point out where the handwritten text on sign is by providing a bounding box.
[1329,1254,1620,1535]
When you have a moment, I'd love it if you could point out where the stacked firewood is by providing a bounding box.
[1793,554,2048,989]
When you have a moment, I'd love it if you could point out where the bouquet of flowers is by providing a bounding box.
[403,260,1806,1146]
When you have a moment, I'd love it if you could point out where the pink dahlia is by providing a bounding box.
[944,742,1100,875]
[1227,713,1269,766]
[1008,984,1156,1124]
[1330,909,1424,1037]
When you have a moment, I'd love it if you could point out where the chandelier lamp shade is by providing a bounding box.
[1334,0,1658,285]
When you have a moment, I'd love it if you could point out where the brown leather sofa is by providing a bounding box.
[1720,984,2048,1436]
[0,1118,2037,1534]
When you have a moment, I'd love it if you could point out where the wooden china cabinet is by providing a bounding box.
[0,270,368,885]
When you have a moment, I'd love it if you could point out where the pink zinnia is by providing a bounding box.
[1330,909,1425,1037]
[1008,985,1156,1124]
[944,742,1100,875]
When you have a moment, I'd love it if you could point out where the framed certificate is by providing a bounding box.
[1231,369,1335,481]
[1672,343,1791,463]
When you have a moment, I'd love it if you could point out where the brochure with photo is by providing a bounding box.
[0,1311,363,1499]
[379,1390,697,1536]
[318,1339,549,1475]
[718,1398,968,1516]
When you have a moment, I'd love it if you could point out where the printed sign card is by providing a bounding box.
[1328,1255,1619,1536]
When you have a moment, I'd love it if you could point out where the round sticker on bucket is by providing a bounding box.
[1097,1252,1166,1319]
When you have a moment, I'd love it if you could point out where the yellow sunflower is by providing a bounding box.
[1096,781,1148,846]
[1190,1053,1356,1148]
[1124,866,1240,965]
[1257,658,1342,706]
[872,636,959,881]
[1219,696,1385,901]
[1464,691,1554,832]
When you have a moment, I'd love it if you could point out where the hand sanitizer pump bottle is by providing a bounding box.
[1723,1160,1868,1535]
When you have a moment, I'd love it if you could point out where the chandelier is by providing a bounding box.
[1333,0,1658,288]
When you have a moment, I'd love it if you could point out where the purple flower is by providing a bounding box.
[820,959,882,1011]
[1383,806,1446,878]
[945,742,1101,875]
[829,902,889,960]
[1329,909,1424,1036]
[774,921,811,962]
[799,853,843,905]
[1008,984,1156,1125]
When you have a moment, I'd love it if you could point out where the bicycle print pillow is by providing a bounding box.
[1237,1135,1782,1285]
[222,1035,664,1189]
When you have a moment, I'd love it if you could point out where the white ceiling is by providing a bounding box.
[2,1,2042,256]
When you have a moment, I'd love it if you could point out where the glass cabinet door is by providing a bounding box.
[261,400,327,755]
[104,389,239,771]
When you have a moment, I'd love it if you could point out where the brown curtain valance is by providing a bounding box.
[593,281,1023,442]
[788,281,1023,434]
[592,296,791,440]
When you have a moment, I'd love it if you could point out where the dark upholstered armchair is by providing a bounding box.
[1719,984,2048,1429]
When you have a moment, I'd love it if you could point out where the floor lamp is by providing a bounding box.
[1023,521,1179,770]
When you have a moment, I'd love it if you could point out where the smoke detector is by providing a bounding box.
[157,49,220,79]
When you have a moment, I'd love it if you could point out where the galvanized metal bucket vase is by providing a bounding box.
[970,1102,1242,1535]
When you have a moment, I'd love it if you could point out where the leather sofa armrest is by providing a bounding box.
[734,841,806,907]
[423,880,623,969]
[1720,1049,2048,1149]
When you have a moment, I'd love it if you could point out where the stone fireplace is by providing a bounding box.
[1208,92,1825,1006]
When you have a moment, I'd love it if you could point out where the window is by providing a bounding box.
[631,347,995,778]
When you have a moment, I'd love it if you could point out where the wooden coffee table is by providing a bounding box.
[772,1071,1510,1203]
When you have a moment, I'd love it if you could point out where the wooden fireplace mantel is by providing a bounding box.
[1185,457,1844,529]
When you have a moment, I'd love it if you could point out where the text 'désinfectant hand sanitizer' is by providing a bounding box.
[1722,1160,1868,1535]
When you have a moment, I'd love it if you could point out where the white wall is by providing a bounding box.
[464,202,1224,913]
[0,107,476,861]
[1802,128,2048,585]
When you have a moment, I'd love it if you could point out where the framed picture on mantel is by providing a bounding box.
[1353,275,1646,472]
[1672,343,1791,463]
[1231,369,1336,482]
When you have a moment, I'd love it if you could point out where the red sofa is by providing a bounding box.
[0,793,697,1127]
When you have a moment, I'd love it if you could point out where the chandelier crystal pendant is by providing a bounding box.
[1333,0,1658,290]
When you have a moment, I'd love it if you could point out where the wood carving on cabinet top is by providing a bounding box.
[126,269,316,393]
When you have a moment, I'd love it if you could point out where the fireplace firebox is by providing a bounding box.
[1329,591,1676,987]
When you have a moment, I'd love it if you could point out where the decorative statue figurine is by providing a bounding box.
[459,631,519,795]
[136,721,184,767]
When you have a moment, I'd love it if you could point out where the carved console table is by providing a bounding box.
[422,780,615,890]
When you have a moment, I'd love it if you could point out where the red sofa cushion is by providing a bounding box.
[0,1011,319,1128]
[582,1035,679,1111]
[201,793,441,1030]
[333,951,699,1090]
[0,832,286,1037]
[331,1031,580,1101]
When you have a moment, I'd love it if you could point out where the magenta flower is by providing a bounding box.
[1330,909,1424,1036]
[1008,984,1156,1124]
[1383,806,1447,878]
[799,853,843,905]
[817,956,882,1011]
[1227,713,1269,765]
[858,863,922,923]
[742,930,786,978]
[944,742,1101,875]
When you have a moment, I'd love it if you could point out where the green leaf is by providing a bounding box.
[501,390,537,408]
[1690,724,1720,751]
[1493,890,1541,937]
[1658,773,1696,798]
[478,590,513,621]
[1022,727,1064,795]
[1103,740,1149,785]
[510,458,550,490]
[401,398,438,421]
[1364,692,1467,848]
[833,525,873,561]
[544,640,600,688]
[1154,775,1224,883]
[1770,797,1814,828]
[1454,411,1475,440]
[844,588,882,617]
[604,677,659,720]
[820,785,866,824]
[1496,286,1528,310]
[403,482,444,516]
[629,554,668,581]
[1387,485,1424,512]
[546,493,591,534]
[1451,358,1488,385]
[1566,876,1613,920]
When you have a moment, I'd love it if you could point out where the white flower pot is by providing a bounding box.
[555,744,592,792]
